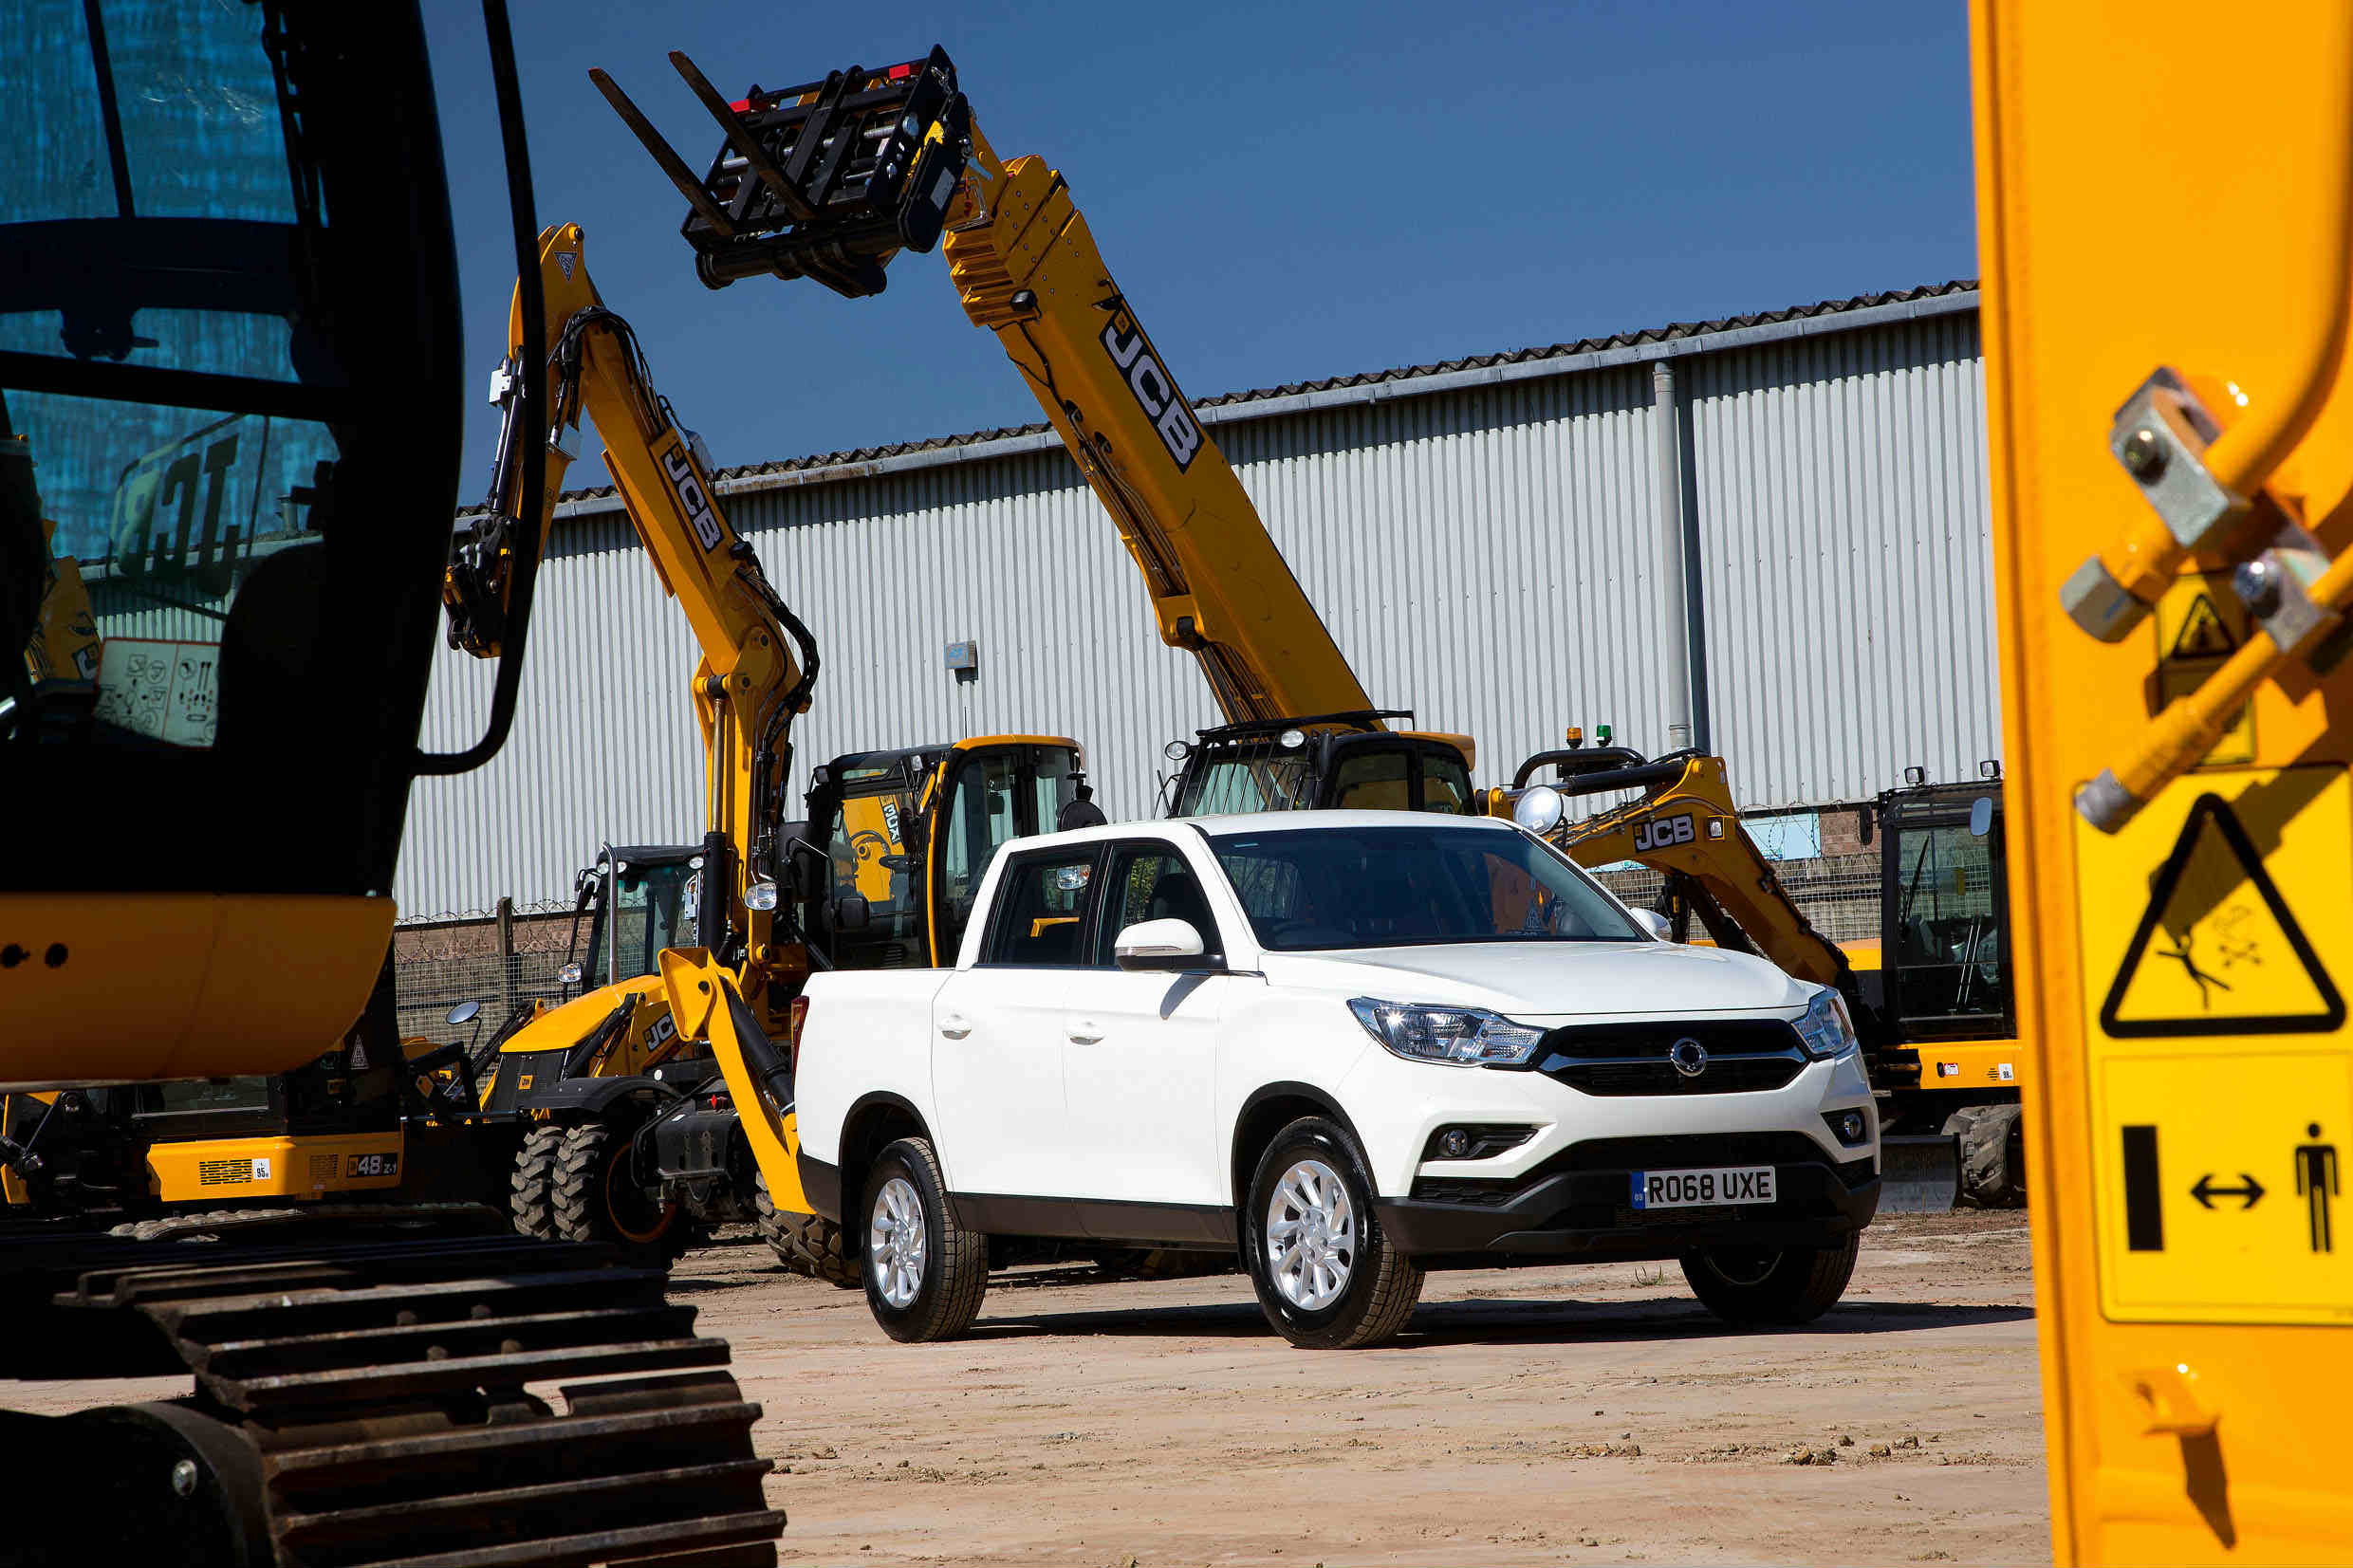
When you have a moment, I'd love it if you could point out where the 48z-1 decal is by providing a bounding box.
[664,439,725,551]
[1100,304,1202,471]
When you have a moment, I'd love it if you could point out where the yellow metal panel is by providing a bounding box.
[0,895,391,1089]
[1974,2,2353,1559]
[1916,1039,2028,1093]
[146,1132,405,1202]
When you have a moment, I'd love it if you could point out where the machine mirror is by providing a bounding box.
[1630,909,1674,942]
[832,894,872,932]
[1114,917,1208,972]
[1970,796,1993,838]
[444,1000,482,1026]
[879,853,913,871]
[1512,785,1566,835]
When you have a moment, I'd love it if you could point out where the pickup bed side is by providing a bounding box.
[792,968,953,1220]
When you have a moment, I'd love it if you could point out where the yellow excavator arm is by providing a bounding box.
[939,129,1371,726]
[443,224,820,1006]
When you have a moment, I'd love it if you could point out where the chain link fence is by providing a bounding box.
[393,950,575,1048]
[1591,852,1881,946]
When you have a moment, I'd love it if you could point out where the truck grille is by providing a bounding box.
[1537,1018,1806,1097]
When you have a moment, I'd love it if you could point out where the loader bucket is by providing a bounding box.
[1879,1133,1960,1212]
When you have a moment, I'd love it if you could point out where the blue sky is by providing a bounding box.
[423,1,1973,488]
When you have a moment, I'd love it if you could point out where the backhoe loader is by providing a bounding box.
[0,4,783,1562]
[439,222,1085,1281]
[601,45,2000,1207]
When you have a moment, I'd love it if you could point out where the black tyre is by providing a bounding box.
[551,1114,693,1269]
[755,1167,861,1288]
[510,1123,565,1239]
[862,1137,988,1343]
[1955,1102,2027,1208]
[1241,1116,1422,1349]
[1680,1230,1861,1326]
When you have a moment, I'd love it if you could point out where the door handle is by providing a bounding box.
[939,1016,973,1040]
[1067,1027,1103,1044]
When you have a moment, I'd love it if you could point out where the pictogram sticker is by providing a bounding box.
[2153,575,2254,766]
[2077,766,2353,1324]
[2167,593,2239,660]
[2101,793,2344,1037]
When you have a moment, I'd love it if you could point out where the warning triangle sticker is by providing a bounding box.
[2167,593,2238,660]
[2103,794,2345,1037]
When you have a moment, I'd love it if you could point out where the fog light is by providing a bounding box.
[1823,1108,1871,1147]
[1421,1123,1539,1161]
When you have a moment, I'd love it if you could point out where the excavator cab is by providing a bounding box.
[564,842,706,994]
[1867,781,2013,1042]
[801,737,1087,968]
[1167,712,1474,817]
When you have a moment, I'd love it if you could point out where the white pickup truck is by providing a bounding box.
[793,810,1881,1349]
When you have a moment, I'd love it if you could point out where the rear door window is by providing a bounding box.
[981,850,1101,968]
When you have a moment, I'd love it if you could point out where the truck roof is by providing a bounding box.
[1013,808,1519,855]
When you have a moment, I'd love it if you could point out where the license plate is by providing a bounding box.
[1629,1165,1775,1210]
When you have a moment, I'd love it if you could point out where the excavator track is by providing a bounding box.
[12,1223,785,1566]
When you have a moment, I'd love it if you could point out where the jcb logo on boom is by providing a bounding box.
[664,441,724,553]
[1101,307,1202,471]
[1633,813,1698,854]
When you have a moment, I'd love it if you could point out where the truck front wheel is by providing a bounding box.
[1680,1231,1860,1325]
[862,1137,988,1342]
[1242,1117,1422,1349]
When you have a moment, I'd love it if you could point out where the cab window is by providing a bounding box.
[1330,749,1410,810]
[982,851,1099,967]
[1419,753,1472,813]
[1090,845,1222,967]
[824,789,923,969]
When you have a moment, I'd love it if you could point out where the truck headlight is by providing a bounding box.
[1348,998,1546,1067]
[1793,990,1860,1061]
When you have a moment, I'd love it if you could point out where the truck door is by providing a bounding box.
[926,842,1100,1199]
[1056,839,1229,1220]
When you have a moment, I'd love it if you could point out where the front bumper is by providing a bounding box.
[1374,1131,1879,1264]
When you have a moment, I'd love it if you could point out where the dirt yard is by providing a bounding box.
[14,1210,2047,1566]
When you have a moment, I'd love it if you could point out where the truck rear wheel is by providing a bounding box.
[1242,1116,1422,1349]
[754,1168,861,1287]
[551,1113,693,1269]
[862,1137,988,1342]
[510,1123,565,1239]
[1680,1230,1860,1325]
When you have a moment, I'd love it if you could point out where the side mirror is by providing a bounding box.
[832,894,872,932]
[1630,908,1674,942]
[879,853,913,872]
[557,961,584,986]
[1969,796,1994,838]
[1114,917,1208,971]
[444,1000,482,1027]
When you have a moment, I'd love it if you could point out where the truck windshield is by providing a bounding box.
[1208,824,1642,950]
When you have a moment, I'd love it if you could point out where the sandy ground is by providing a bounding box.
[13,1210,2047,1567]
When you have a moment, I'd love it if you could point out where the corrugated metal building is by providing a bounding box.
[403,283,1995,921]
